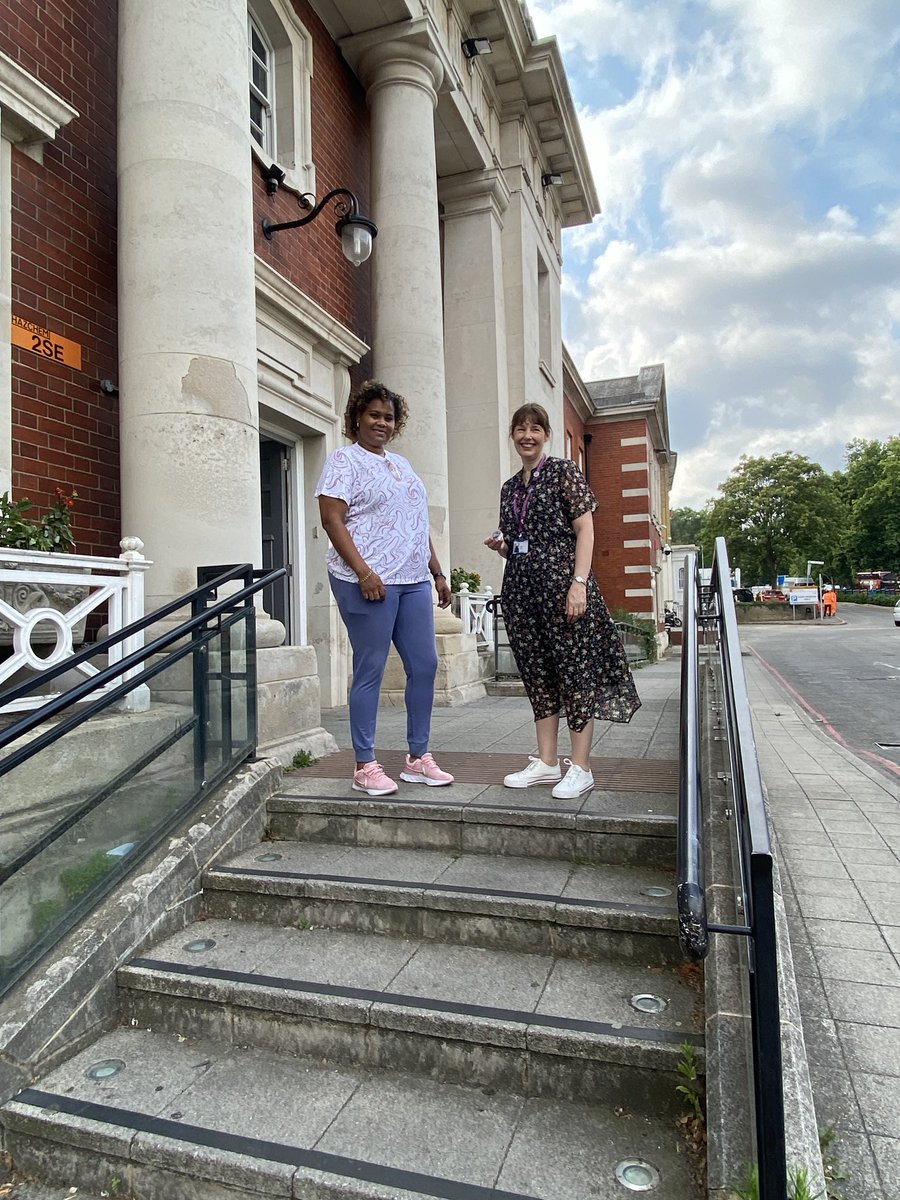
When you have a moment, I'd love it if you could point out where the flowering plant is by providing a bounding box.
[0,489,78,552]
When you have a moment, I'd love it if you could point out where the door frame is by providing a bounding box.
[259,421,306,646]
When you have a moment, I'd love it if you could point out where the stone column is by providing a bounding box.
[357,40,450,565]
[117,0,264,612]
[440,169,512,595]
[354,39,484,704]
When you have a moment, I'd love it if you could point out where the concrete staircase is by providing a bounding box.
[3,768,704,1199]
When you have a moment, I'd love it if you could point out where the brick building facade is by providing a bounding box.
[2,1,617,749]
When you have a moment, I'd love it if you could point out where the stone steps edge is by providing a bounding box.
[3,1089,542,1200]
[118,959,703,1070]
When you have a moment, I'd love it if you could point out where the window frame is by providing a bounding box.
[248,13,274,154]
[247,0,315,196]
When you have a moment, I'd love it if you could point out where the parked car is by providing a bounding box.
[894,599,900,627]
[733,588,755,603]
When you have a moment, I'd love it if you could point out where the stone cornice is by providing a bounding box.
[0,50,78,156]
[254,257,369,365]
[438,168,511,222]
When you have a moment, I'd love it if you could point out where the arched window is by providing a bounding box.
[247,1,314,194]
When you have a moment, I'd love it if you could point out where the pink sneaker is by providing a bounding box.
[400,752,454,787]
[352,761,398,796]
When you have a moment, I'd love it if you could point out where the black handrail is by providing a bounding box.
[709,537,786,1199]
[0,563,286,997]
[676,551,708,958]
[0,563,259,712]
[0,566,285,756]
[676,540,787,1198]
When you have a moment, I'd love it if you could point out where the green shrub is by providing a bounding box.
[450,567,481,593]
[0,489,77,551]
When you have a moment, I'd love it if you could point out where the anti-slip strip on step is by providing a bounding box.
[13,1089,539,1200]
[209,866,671,915]
[126,957,702,1047]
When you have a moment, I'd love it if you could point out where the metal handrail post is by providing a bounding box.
[751,853,788,1198]
[677,552,708,958]
[191,588,208,792]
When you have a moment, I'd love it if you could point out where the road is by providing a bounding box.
[737,601,900,783]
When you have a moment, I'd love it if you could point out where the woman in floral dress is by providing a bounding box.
[485,403,640,798]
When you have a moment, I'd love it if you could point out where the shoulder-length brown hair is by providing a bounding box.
[508,403,551,437]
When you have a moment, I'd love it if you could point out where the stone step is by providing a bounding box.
[268,785,676,869]
[202,841,681,965]
[117,919,703,1104]
[3,1027,700,1200]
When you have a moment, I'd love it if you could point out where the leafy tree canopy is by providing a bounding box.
[670,507,705,545]
[842,436,900,573]
[702,452,844,586]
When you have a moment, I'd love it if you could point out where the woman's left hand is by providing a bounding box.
[435,577,452,609]
[566,581,587,623]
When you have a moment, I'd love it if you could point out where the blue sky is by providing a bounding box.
[529,0,900,509]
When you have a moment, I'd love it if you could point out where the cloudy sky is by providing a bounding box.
[528,0,900,510]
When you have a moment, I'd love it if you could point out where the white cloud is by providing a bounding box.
[527,0,900,508]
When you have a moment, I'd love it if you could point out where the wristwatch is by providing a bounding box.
[573,575,587,585]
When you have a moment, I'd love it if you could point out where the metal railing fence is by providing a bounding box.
[0,564,284,996]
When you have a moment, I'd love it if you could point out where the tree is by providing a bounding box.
[703,453,845,586]
[670,507,705,545]
[837,437,900,575]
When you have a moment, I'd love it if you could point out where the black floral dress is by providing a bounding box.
[498,457,641,731]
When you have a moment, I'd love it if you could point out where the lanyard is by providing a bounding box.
[512,456,546,533]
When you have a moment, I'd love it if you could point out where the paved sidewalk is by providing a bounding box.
[743,654,900,1200]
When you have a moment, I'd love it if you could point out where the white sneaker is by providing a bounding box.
[503,756,561,788]
[551,760,595,799]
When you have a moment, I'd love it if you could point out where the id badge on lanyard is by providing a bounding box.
[511,456,546,556]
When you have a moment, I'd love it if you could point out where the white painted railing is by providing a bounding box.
[456,583,495,649]
[0,537,152,714]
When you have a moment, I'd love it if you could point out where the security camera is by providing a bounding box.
[662,544,672,556]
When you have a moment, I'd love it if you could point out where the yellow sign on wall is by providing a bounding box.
[11,314,82,370]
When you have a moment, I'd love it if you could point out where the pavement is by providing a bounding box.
[320,649,900,1200]
[743,653,900,1200]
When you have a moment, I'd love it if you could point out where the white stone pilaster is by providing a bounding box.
[117,0,263,609]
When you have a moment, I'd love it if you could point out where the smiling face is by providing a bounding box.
[355,398,396,454]
[511,417,550,467]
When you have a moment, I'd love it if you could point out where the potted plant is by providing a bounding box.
[0,489,86,647]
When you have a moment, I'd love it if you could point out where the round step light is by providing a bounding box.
[630,993,668,1014]
[256,852,283,862]
[615,1158,660,1190]
[182,937,216,952]
[86,1059,125,1081]
[641,885,671,897]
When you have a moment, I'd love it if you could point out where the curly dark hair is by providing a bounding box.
[343,380,409,441]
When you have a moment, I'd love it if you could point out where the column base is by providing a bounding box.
[379,629,486,708]
[256,644,339,763]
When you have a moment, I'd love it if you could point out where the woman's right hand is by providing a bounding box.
[484,531,506,555]
[358,568,386,602]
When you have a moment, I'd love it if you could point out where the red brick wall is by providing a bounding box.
[588,416,652,616]
[562,395,585,472]
[253,0,372,378]
[3,1,120,556]
[3,0,373,560]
